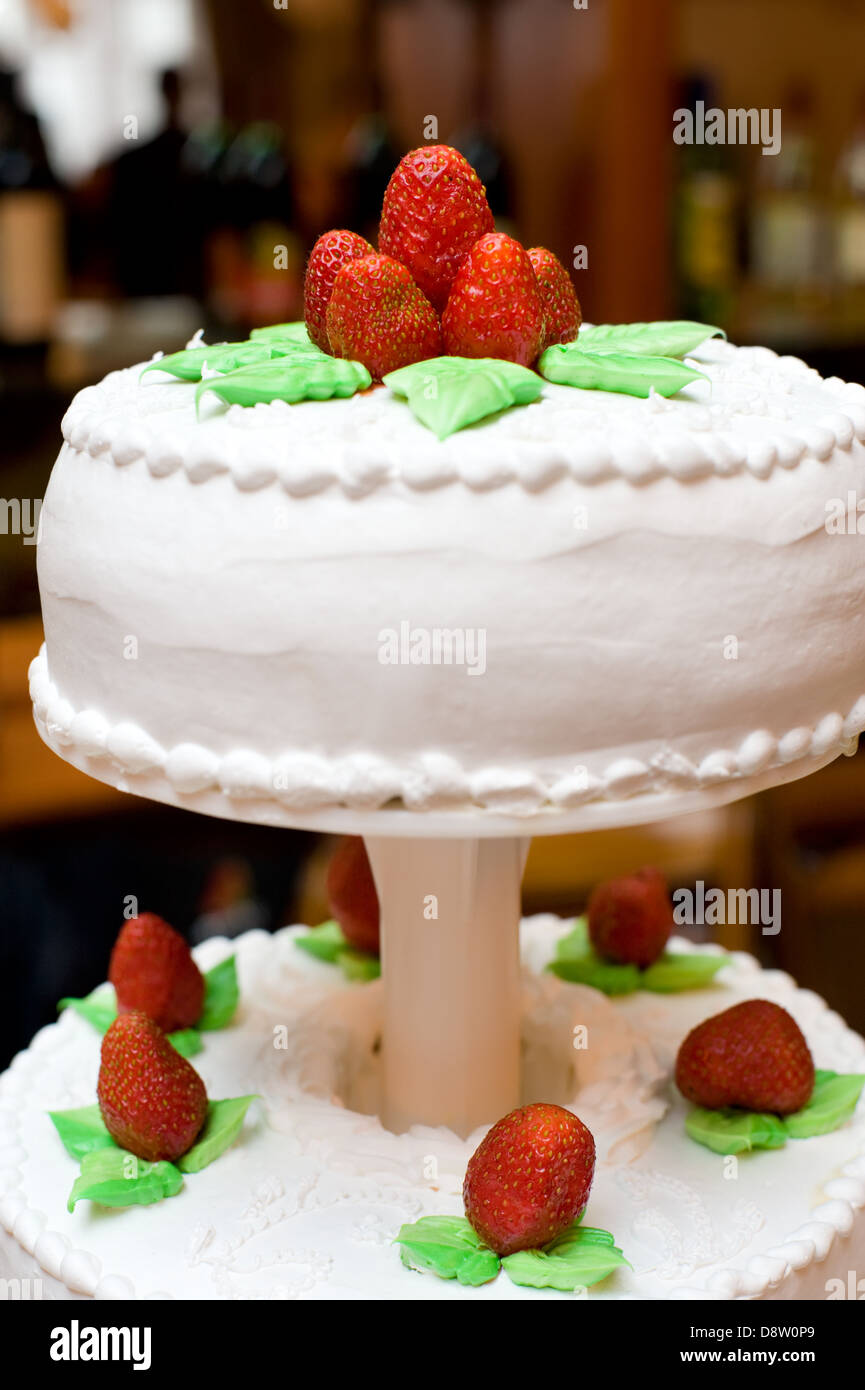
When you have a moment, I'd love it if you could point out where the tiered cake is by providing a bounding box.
[6,143,865,1299]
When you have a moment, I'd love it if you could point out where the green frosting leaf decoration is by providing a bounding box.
[166,1028,203,1058]
[177,1096,257,1174]
[686,1070,865,1153]
[294,921,380,980]
[686,1107,789,1155]
[141,341,280,382]
[575,320,724,357]
[51,1094,255,1209]
[198,956,240,1031]
[59,988,117,1034]
[395,1216,628,1291]
[783,1069,865,1139]
[548,918,724,996]
[196,354,371,409]
[549,918,641,995]
[49,1104,115,1161]
[383,356,543,438]
[293,919,345,964]
[249,321,314,345]
[539,345,708,398]
[395,1216,501,1286]
[336,948,382,982]
[639,954,727,993]
[67,1148,183,1212]
[550,954,642,996]
[59,988,201,1055]
[502,1224,630,1292]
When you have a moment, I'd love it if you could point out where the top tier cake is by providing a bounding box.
[30,146,865,832]
[31,333,865,831]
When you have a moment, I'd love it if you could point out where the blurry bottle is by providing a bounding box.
[209,122,302,331]
[451,0,515,231]
[339,0,400,244]
[673,75,739,327]
[109,70,201,301]
[749,83,824,300]
[0,68,64,345]
[833,88,865,326]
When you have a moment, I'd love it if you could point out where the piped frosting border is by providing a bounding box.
[29,647,865,817]
[58,344,865,498]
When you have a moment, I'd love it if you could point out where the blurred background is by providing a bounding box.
[1,0,865,1066]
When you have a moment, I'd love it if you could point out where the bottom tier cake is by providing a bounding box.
[1,917,864,1301]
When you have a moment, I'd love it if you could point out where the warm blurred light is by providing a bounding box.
[28,0,71,29]
[2,0,217,181]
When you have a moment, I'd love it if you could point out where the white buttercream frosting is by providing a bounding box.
[33,335,865,828]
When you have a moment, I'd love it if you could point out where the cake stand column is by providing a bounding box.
[365,836,528,1138]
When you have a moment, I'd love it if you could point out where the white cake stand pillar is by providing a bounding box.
[365,836,529,1137]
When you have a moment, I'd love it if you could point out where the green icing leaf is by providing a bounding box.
[198,956,239,1031]
[49,1104,116,1161]
[294,921,380,980]
[384,356,543,438]
[67,1147,183,1211]
[640,953,727,993]
[294,919,345,964]
[58,987,117,1034]
[575,320,724,357]
[60,984,216,1044]
[141,341,279,382]
[553,915,591,958]
[177,1096,257,1174]
[249,321,315,345]
[336,948,381,982]
[549,918,639,994]
[686,1070,865,1153]
[549,955,642,996]
[539,345,708,398]
[783,1069,865,1139]
[548,917,724,995]
[167,1028,202,1058]
[196,354,371,409]
[685,1106,788,1155]
[395,1216,500,1286]
[502,1224,629,1292]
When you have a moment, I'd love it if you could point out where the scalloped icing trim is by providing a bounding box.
[57,344,865,497]
[28,647,865,817]
[2,923,865,1301]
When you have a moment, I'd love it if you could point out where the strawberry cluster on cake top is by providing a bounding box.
[306,143,581,379]
[129,142,715,441]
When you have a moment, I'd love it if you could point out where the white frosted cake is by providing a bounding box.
[1,918,864,1301]
[30,334,865,832]
[16,139,865,1304]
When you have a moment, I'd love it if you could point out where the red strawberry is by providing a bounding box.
[442,232,545,367]
[587,867,673,969]
[304,229,374,351]
[326,836,380,956]
[528,247,582,349]
[97,1011,208,1162]
[379,144,494,312]
[326,253,442,380]
[463,1102,596,1256]
[109,913,205,1034]
[675,999,815,1116]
